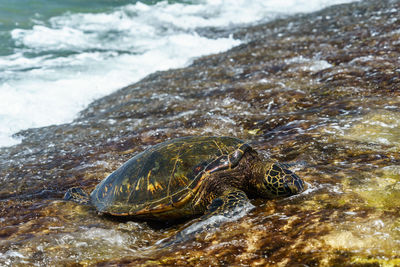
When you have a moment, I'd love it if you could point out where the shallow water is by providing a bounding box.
[1,0,400,266]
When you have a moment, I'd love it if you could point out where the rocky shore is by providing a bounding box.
[1,0,400,265]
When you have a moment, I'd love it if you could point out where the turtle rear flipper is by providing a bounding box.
[64,187,91,205]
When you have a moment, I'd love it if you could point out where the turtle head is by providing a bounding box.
[64,187,91,205]
[262,163,305,198]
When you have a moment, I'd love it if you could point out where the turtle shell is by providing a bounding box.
[90,136,250,218]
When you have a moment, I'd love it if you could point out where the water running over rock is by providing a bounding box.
[1,0,400,265]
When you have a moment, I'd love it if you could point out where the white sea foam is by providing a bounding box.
[0,0,357,147]
[182,201,255,237]
[285,56,333,72]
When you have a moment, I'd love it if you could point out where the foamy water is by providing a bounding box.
[0,0,356,147]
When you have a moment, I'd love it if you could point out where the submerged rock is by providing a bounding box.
[1,0,400,265]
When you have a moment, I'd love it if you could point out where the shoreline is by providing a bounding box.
[1,0,400,265]
[0,1,355,149]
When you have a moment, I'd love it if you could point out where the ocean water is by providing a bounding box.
[0,0,356,147]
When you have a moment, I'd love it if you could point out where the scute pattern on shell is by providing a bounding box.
[90,136,250,216]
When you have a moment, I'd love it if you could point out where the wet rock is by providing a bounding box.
[1,0,400,265]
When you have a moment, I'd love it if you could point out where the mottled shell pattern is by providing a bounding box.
[90,136,250,216]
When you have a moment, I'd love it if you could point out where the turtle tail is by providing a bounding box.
[64,187,91,205]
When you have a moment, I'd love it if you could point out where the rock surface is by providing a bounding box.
[1,0,400,265]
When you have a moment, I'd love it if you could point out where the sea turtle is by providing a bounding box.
[64,136,305,222]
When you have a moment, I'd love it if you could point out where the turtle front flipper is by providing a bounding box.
[64,187,91,205]
[204,189,251,219]
[158,189,252,247]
